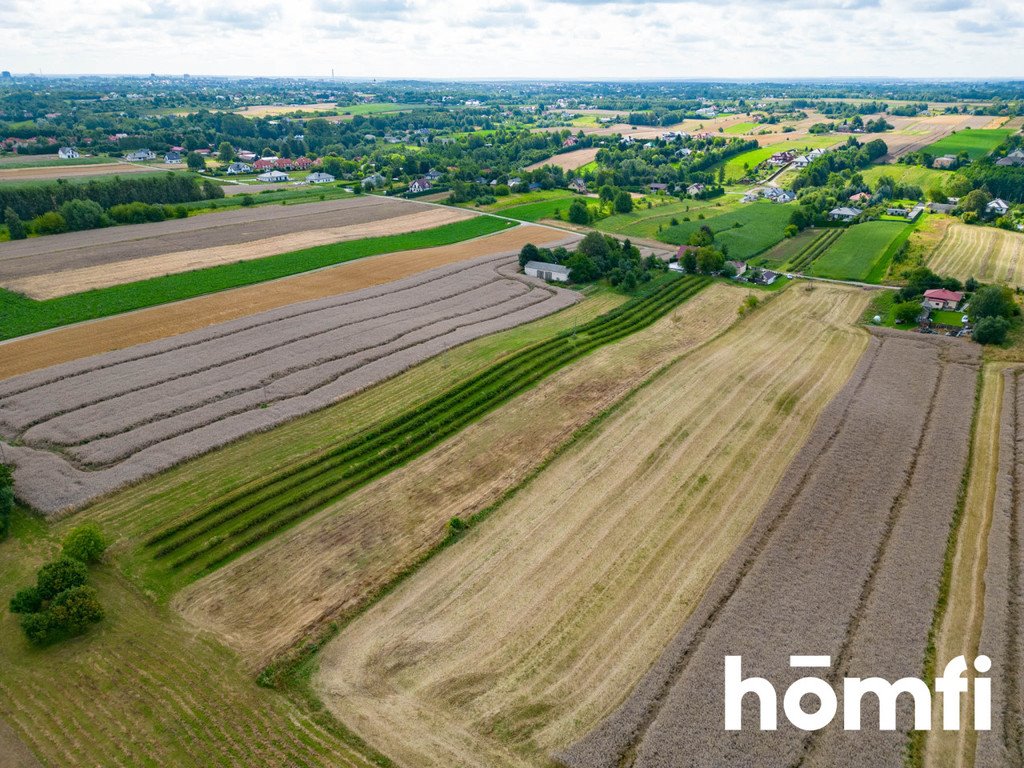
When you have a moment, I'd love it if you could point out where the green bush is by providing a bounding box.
[107,201,167,225]
[31,211,68,235]
[894,301,923,325]
[4,206,27,240]
[62,524,107,564]
[9,586,42,614]
[18,586,103,646]
[59,199,106,231]
[969,285,1016,322]
[36,557,88,600]
[973,316,1011,345]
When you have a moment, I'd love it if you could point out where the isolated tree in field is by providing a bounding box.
[36,557,88,601]
[894,301,923,325]
[217,141,234,160]
[688,225,715,248]
[4,207,26,240]
[186,152,206,171]
[973,315,1011,345]
[62,525,107,564]
[568,198,591,225]
[614,190,633,213]
[519,242,540,268]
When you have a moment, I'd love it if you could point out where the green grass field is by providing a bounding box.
[491,194,590,222]
[808,221,910,282]
[860,163,952,192]
[921,128,1014,160]
[657,202,793,260]
[932,309,967,326]
[0,216,513,340]
[598,197,742,239]
[718,135,839,181]
[723,122,758,134]
[479,189,577,212]
[749,227,822,269]
[336,102,430,116]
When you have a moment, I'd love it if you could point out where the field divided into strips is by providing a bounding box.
[974,368,1024,768]
[0,253,579,514]
[313,285,871,768]
[565,329,980,768]
[921,128,1014,160]
[808,220,910,282]
[927,223,1024,287]
[597,198,743,240]
[174,283,750,665]
[783,228,843,272]
[0,516,385,768]
[125,275,711,583]
[0,215,514,340]
[657,202,792,259]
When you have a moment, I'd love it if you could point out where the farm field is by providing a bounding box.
[927,222,1024,287]
[880,114,997,160]
[490,194,589,222]
[0,251,580,514]
[7,206,475,298]
[921,128,1014,160]
[0,162,174,183]
[314,284,871,768]
[0,215,515,341]
[808,221,909,281]
[657,202,792,259]
[173,281,745,665]
[718,135,839,181]
[748,226,821,269]
[860,163,952,192]
[597,197,742,240]
[781,228,842,272]
[566,329,980,768]
[524,147,599,171]
[0,154,112,167]
[0,224,571,378]
[0,512,383,768]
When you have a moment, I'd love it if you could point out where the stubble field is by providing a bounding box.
[927,223,1024,287]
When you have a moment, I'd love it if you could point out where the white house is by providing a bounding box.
[568,178,588,193]
[225,162,252,175]
[257,170,289,183]
[58,146,79,159]
[408,178,432,194]
[524,260,570,283]
[307,172,336,184]
[687,183,706,196]
[987,198,1011,216]
[164,151,183,164]
[125,149,156,161]
[828,207,861,222]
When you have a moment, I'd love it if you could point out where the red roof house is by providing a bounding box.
[923,288,964,310]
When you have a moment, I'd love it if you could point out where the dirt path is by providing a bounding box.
[0,719,43,768]
[0,225,574,379]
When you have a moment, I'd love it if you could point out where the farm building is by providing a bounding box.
[933,155,958,169]
[922,288,964,310]
[927,201,956,214]
[307,172,336,184]
[58,146,79,159]
[524,260,570,282]
[225,162,252,175]
[829,207,861,222]
[257,170,289,183]
[987,198,1011,216]
[649,182,669,194]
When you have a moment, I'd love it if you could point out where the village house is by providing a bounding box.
[849,192,872,204]
[922,288,964,311]
[524,260,570,282]
[996,149,1024,167]
[648,182,669,194]
[164,151,183,164]
[792,155,811,168]
[257,170,289,183]
[829,207,861,222]
[927,201,956,214]
[289,156,313,170]
[408,178,432,194]
[767,151,796,167]
[124,149,156,161]
[687,183,706,197]
[307,172,335,184]
[252,158,278,171]
[727,260,748,277]
[932,154,958,169]
[58,146,79,159]
[362,172,386,189]
[562,136,579,148]
[424,168,443,182]
[568,178,588,194]
[225,162,252,175]
[235,150,257,161]
[987,198,1011,216]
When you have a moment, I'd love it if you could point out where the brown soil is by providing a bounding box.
[0,162,172,182]
[525,148,599,172]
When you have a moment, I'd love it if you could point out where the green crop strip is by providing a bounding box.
[785,228,842,273]
[142,275,711,579]
[0,215,514,340]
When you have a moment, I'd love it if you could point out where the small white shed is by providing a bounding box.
[524,260,570,283]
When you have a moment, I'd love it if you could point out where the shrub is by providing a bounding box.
[48,586,104,635]
[519,242,540,268]
[894,301,923,325]
[19,611,56,645]
[58,199,106,231]
[9,586,42,614]
[31,211,68,235]
[62,524,107,564]
[969,284,1016,322]
[240,194,255,207]
[107,201,166,224]
[4,206,27,240]
[973,316,1011,345]
[35,557,88,601]
[613,190,634,214]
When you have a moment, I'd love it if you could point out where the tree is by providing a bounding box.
[47,585,104,636]
[577,231,610,263]
[186,152,206,171]
[9,586,41,614]
[696,247,725,274]
[973,316,1011,345]
[894,301,923,325]
[567,198,591,225]
[62,525,107,564]
[599,185,615,205]
[688,225,714,248]
[970,284,1016,322]
[682,249,698,274]
[959,189,992,217]
[613,190,633,214]
[217,142,235,161]
[621,270,638,292]
[35,557,88,601]
[519,243,540,268]
[58,199,105,231]
[4,207,26,240]
[927,185,947,203]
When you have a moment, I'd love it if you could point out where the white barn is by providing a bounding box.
[524,260,570,283]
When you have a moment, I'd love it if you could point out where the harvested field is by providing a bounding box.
[175,281,747,666]
[0,252,579,514]
[0,719,42,768]
[0,161,169,182]
[925,366,1004,768]
[974,367,1024,768]
[314,285,871,768]
[880,114,995,161]
[927,222,1024,287]
[565,328,980,768]
[0,195,421,283]
[525,147,599,172]
[9,206,475,299]
[0,224,569,378]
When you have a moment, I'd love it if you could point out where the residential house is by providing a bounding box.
[568,178,588,194]
[362,172,386,189]
[289,156,313,170]
[922,288,964,311]
[164,151,183,164]
[996,149,1024,167]
[742,189,762,203]
[225,162,252,175]
[408,178,432,194]
[754,269,779,286]
[307,172,336,184]
[933,155,958,169]
[235,150,257,162]
[57,146,79,159]
[648,182,669,194]
[687,183,706,197]
[987,198,1011,216]
[767,151,796,167]
[772,189,796,204]
[676,244,698,261]
[675,147,693,158]
[792,155,811,168]
[424,168,443,182]
[828,207,861,222]
[252,158,278,171]
[194,148,211,156]
[849,192,872,204]
[507,177,522,188]
[524,260,570,283]
[727,260,748,277]
[124,149,156,161]
[562,136,579,148]
[257,170,289,183]
[927,201,956,214]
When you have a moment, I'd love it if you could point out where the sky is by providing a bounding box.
[4,0,1024,80]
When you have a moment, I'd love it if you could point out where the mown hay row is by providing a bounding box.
[562,329,980,768]
[1,253,579,514]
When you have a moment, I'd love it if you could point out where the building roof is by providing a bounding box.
[525,260,570,275]
[923,288,964,303]
[830,207,860,217]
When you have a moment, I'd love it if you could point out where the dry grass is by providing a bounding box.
[879,114,995,160]
[927,223,1024,287]
[0,225,572,379]
[524,148,599,172]
[313,284,870,768]
[173,282,752,666]
[0,162,169,182]
[925,365,1005,768]
[8,207,475,299]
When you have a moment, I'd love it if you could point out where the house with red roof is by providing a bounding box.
[923,288,964,311]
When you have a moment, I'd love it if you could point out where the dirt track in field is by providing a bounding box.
[564,328,980,768]
[0,162,170,182]
[9,207,475,299]
[0,225,572,379]
[0,243,580,514]
[0,195,420,281]
[175,283,753,667]
[312,285,870,768]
